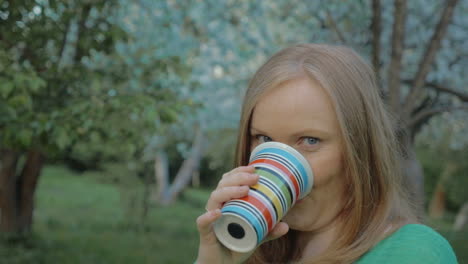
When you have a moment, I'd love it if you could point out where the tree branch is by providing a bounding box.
[154,150,169,202]
[73,4,92,63]
[325,10,346,44]
[167,124,205,204]
[426,82,468,102]
[403,79,468,102]
[409,104,468,129]
[448,54,468,68]
[370,0,382,81]
[58,16,72,66]
[411,95,434,116]
[387,0,407,113]
[402,0,459,116]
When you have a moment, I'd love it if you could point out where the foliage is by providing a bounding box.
[138,0,468,182]
[0,0,197,168]
[0,49,46,148]
[3,0,466,180]
[417,115,468,210]
[418,145,468,210]
[63,0,204,168]
[0,0,121,154]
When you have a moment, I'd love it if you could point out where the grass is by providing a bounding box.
[1,165,467,263]
[1,166,208,264]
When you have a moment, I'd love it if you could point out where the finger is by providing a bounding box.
[205,186,250,211]
[217,172,259,188]
[221,165,256,181]
[264,222,289,242]
[232,165,256,173]
[196,209,222,244]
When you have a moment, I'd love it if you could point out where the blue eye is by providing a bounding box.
[256,135,273,143]
[303,137,319,145]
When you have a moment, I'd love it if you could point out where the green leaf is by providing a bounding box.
[56,129,70,150]
[18,129,33,147]
[144,107,158,121]
[0,80,14,98]
[13,73,28,90]
[90,131,100,142]
[160,108,179,123]
[0,104,17,122]
[8,94,33,110]
[29,77,46,93]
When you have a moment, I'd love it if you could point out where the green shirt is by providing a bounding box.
[356,224,458,263]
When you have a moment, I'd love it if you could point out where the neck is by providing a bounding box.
[296,219,343,261]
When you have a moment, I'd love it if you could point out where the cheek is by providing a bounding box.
[249,141,258,153]
[305,151,344,187]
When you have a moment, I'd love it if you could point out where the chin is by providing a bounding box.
[282,207,316,231]
[282,214,305,230]
[283,221,308,231]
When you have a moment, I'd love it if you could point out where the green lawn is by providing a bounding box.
[1,166,467,263]
[1,166,207,264]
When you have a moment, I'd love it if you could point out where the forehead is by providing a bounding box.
[251,77,340,136]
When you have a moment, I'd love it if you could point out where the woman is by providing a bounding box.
[195,44,457,263]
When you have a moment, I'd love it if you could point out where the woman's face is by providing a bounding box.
[249,76,347,232]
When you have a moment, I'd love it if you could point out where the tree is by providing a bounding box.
[419,121,468,219]
[0,0,128,234]
[0,0,192,234]
[370,0,468,210]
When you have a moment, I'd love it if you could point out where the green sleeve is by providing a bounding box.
[355,224,458,264]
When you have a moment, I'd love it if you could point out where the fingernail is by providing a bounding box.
[250,174,259,179]
[212,209,221,216]
[238,186,248,192]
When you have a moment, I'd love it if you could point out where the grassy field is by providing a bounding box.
[1,166,207,264]
[1,165,467,263]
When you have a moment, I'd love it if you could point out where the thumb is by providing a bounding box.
[264,222,289,243]
[197,209,222,245]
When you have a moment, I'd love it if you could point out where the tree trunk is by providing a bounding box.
[153,125,205,206]
[0,149,20,232]
[428,183,446,219]
[453,201,468,232]
[152,150,169,203]
[428,162,456,219]
[140,172,151,228]
[192,170,200,188]
[165,126,204,204]
[400,136,425,216]
[17,150,44,233]
[0,149,44,234]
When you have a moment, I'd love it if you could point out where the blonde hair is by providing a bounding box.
[235,44,417,263]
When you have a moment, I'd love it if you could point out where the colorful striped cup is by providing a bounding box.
[213,141,314,253]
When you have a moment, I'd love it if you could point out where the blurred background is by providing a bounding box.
[0,0,467,263]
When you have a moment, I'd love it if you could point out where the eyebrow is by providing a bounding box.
[250,127,332,137]
[250,127,260,132]
[249,127,266,134]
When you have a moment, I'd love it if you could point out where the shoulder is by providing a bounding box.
[356,224,458,264]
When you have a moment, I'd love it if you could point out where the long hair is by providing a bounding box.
[234,44,417,263]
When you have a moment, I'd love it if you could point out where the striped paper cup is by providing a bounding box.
[213,142,314,253]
